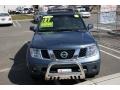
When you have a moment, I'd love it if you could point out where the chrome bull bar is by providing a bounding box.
[45,62,85,80]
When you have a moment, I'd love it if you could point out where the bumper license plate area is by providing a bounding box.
[57,69,72,73]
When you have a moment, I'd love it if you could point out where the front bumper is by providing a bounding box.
[28,60,100,74]
[0,21,13,25]
[27,56,100,80]
[26,48,100,80]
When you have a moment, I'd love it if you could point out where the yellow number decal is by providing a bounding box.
[40,16,53,28]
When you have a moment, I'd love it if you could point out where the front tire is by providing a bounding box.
[27,65,45,81]
[30,73,45,81]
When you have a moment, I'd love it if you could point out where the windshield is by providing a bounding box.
[39,12,47,15]
[35,12,46,15]
[38,15,86,32]
[0,13,9,17]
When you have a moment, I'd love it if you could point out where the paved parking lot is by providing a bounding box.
[0,14,120,85]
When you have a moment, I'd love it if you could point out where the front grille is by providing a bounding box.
[53,50,75,59]
[40,48,87,60]
[79,48,87,57]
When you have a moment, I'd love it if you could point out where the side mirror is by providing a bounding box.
[30,26,36,32]
[87,24,93,30]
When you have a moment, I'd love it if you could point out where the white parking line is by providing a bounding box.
[13,19,33,22]
[15,21,21,27]
[0,30,31,38]
[13,22,16,27]
[0,68,10,73]
[100,50,120,60]
[99,44,120,54]
[94,26,111,31]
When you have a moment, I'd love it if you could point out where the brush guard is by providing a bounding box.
[45,62,85,80]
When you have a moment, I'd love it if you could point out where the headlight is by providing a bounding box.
[9,18,12,21]
[30,48,42,59]
[86,44,98,57]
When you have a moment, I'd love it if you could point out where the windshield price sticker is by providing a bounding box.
[40,16,53,28]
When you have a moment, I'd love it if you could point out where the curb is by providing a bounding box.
[77,73,120,85]
[107,31,120,36]
[13,19,33,21]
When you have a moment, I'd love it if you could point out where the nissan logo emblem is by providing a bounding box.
[60,51,68,58]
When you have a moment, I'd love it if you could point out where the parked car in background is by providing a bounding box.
[22,8,34,14]
[15,10,22,14]
[77,7,91,18]
[0,12,13,25]
[21,8,29,14]
[28,8,34,14]
[8,10,16,15]
[14,7,23,14]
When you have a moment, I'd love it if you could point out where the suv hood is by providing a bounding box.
[31,31,96,49]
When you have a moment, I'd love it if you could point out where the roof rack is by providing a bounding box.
[47,8,75,14]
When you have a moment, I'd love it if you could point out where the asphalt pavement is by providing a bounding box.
[0,14,120,85]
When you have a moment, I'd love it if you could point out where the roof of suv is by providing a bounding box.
[47,8,75,15]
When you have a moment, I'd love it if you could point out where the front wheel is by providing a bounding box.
[27,66,45,81]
